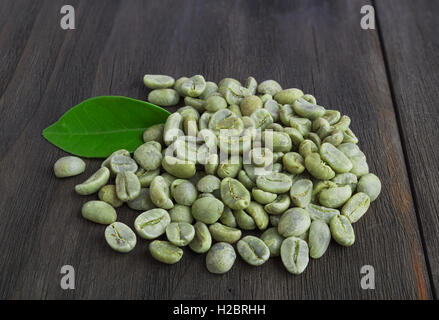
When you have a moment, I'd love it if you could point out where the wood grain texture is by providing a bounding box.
[375,0,439,298]
[0,0,433,299]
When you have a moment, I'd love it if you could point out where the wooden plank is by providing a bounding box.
[0,0,432,299]
[375,0,439,297]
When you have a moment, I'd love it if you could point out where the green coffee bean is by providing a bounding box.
[343,128,359,144]
[323,129,344,146]
[148,88,180,106]
[109,154,138,175]
[224,82,251,105]
[305,153,336,180]
[101,149,130,171]
[252,188,277,205]
[149,240,183,264]
[164,112,183,146]
[318,185,352,208]
[220,177,251,210]
[136,168,160,187]
[270,215,281,227]
[257,80,282,96]
[197,175,221,193]
[237,235,270,266]
[261,227,284,257]
[191,197,224,224]
[199,81,218,100]
[127,188,155,211]
[115,171,141,202]
[81,200,117,224]
[251,109,274,130]
[322,109,341,125]
[170,179,198,206]
[282,152,305,174]
[279,104,294,126]
[290,117,312,136]
[54,156,86,178]
[209,223,242,244]
[256,172,292,194]
[308,220,330,259]
[289,179,313,208]
[245,201,269,230]
[274,88,304,105]
[217,160,242,179]
[245,76,258,95]
[184,96,205,112]
[134,208,171,239]
[341,192,371,223]
[278,208,311,237]
[181,75,206,97]
[206,242,236,274]
[233,209,257,230]
[162,156,196,179]
[264,99,280,121]
[105,222,137,253]
[259,93,273,104]
[329,215,355,247]
[240,95,262,116]
[333,115,351,132]
[150,176,174,209]
[161,172,177,186]
[133,142,162,171]
[238,169,256,190]
[204,95,227,113]
[169,205,193,224]
[299,139,318,158]
[320,143,353,173]
[303,94,317,104]
[143,123,165,144]
[284,127,304,148]
[228,104,242,116]
[357,173,381,202]
[306,203,340,223]
[143,74,175,89]
[263,131,292,153]
[174,76,189,95]
[220,207,237,228]
[332,172,358,192]
[280,237,309,275]
[264,194,291,215]
[349,155,370,177]
[98,185,123,208]
[292,97,325,120]
[189,221,212,253]
[75,167,110,195]
[165,222,195,246]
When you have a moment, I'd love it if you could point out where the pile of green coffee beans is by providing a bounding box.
[53,74,382,275]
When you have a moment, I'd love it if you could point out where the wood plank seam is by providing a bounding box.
[373,0,437,300]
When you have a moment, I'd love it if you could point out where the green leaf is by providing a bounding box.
[42,96,171,158]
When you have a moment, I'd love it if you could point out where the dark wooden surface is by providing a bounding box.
[0,0,437,300]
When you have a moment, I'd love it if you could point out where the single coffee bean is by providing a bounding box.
[245,201,269,230]
[191,197,224,224]
[148,88,180,106]
[264,194,291,215]
[305,153,336,180]
[149,240,183,264]
[252,188,277,205]
[280,237,309,275]
[134,142,163,171]
[206,242,236,274]
[143,74,175,89]
[306,203,340,223]
[109,154,138,175]
[256,172,292,194]
[289,179,313,208]
[274,88,304,105]
[162,156,196,179]
[136,168,160,187]
[261,227,284,257]
[134,208,171,240]
[105,222,137,253]
[98,185,123,208]
[219,207,237,228]
[197,175,221,193]
[166,222,195,246]
[278,208,311,237]
[75,167,110,195]
[283,152,305,174]
[245,76,258,95]
[54,156,86,178]
[233,209,257,230]
[81,200,117,225]
[181,75,206,97]
[169,204,193,224]
[356,173,381,202]
[257,80,282,96]
[143,123,165,144]
[292,97,325,120]
[170,179,198,206]
[127,188,155,211]
[330,215,355,247]
[332,172,358,192]
[150,175,174,209]
[189,221,212,254]
[220,177,251,210]
[237,235,270,266]
[320,143,353,173]
[199,81,218,100]
[115,171,141,202]
[308,220,331,259]
[341,192,371,223]
[318,185,352,208]
[209,223,242,244]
